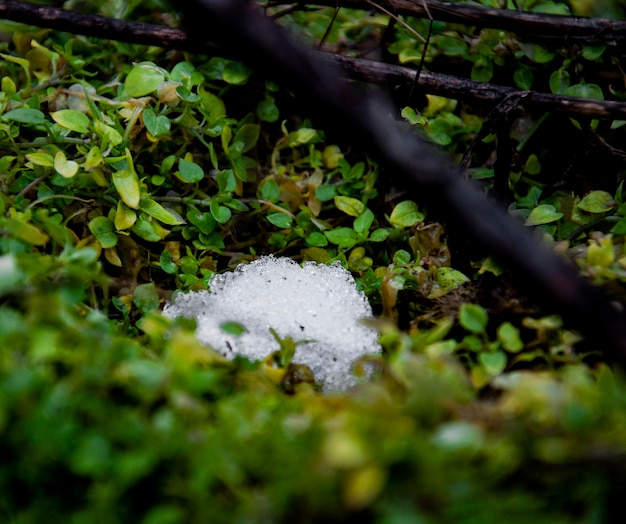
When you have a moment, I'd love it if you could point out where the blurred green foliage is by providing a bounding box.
[1,0,626,521]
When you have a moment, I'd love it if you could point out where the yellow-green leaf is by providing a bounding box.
[334,196,365,217]
[4,218,49,246]
[389,200,425,228]
[114,200,137,230]
[54,151,78,178]
[139,196,185,225]
[112,169,140,209]
[50,109,90,133]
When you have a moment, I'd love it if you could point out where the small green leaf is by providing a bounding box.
[132,214,170,241]
[159,249,178,275]
[231,124,260,155]
[216,169,237,193]
[142,107,170,137]
[257,97,279,122]
[334,196,365,218]
[51,109,90,133]
[325,227,358,249]
[305,231,328,247]
[94,120,123,148]
[54,151,78,178]
[222,61,251,85]
[122,62,165,97]
[260,177,280,202]
[26,152,54,167]
[88,216,118,248]
[435,267,469,293]
[139,197,184,225]
[566,83,604,100]
[178,158,204,183]
[549,69,570,95]
[519,43,555,64]
[133,282,160,313]
[354,208,375,235]
[369,228,389,242]
[210,200,231,224]
[459,303,488,334]
[389,200,425,228]
[315,185,336,202]
[4,218,49,245]
[2,108,46,125]
[479,351,508,376]
[220,321,246,336]
[577,191,614,213]
[287,128,317,147]
[497,322,524,353]
[267,213,293,229]
[114,201,137,230]
[525,204,563,226]
[112,169,140,209]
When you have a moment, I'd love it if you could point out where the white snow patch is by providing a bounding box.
[162,256,380,391]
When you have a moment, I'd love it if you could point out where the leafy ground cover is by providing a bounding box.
[2,0,626,522]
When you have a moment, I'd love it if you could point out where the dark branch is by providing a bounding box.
[293,0,626,48]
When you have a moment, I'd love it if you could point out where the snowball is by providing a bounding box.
[162,256,380,391]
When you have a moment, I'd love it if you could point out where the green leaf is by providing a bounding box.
[139,197,184,225]
[177,158,204,183]
[222,61,251,85]
[88,216,118,249]
[389,200,425,228]
[267,213,293,229]
[325,227,358,249]
[114,201,137,230]
[565,83,604,100]
[315,185,336,202]
[112,169,140,209]
[369,228,389,242]
[3,217,49,245]
[260,177,280,202]
[231,124,260,156]
[611,217,626,235]
[132,214,170,241]
[479,351,508,376]
[220,321,246,336]
[50,109,89,133]
[133,282,160,313]
[577,191,614,213]
[257,97,279,122]
[549,69,570,95]
[334,196,366,217]
[2,108,46,125]
[26,152,54,167]
[497,322,524,353]
[122,62,165,97]
[217,169,237,193]
[305,231,328,247]
[209,200,231,224]
[287,128,317,147]
[519,43,555,64]
[54,151,78,178]
[513,66,534,90]
[353,208,375,235]
[94,120,123,148]
[159,250,178,275]
[459,303,488,334]
[524,204,563,226]
[435,267,469,293]
[142,107,170,137]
